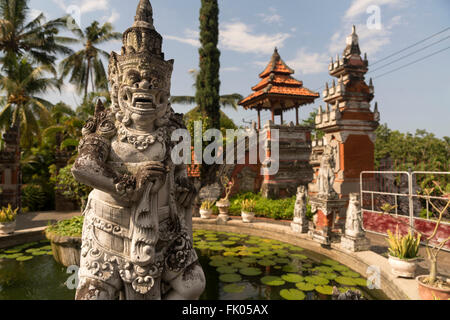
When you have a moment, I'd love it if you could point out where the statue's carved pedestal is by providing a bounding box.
[340,235,371,252]
[308,196,346,245]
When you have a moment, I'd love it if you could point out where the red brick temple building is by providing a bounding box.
[309,25,380,200]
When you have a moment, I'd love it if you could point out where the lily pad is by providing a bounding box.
[353,278,368,287]
[291,253,308,260]
[231,262,249,269]
[321,259,340,266]
[219,273,242,283]
[240,267,262,276]
[217,266,238,274]
[314,266,334,273]
[274,257,290,264]
[241,257,257,264]
[281,274,304,283]
[304,276,329,285]
[4,253,23,259]
[340,270,361,278]
[321,272,338,280]
[223,284,246,294]
[295,282,315,291]
[222,241,236,246]
[257,259,276,267]
[335,276,357,286]
[31,251,47,256]
[209,260,228,267]
[261,276,285,286]
[315,285,333,295]
[16,256,33,262]
[223,251,238,257]
[280,289,306,300]
[282,264,300,273]
[332,265,349,272]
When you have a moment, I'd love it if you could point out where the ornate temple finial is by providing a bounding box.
[134,0,154,29]
[369,78,373,86]
[344,24,361,57]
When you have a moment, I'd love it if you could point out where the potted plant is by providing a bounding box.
[386,226,421,278]
[241,199,256,223]
[415,182,450,300]
[216,176,234,222]
[0,204,19,235]
[199,200,215,219]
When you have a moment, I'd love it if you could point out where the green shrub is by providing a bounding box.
[46,216,84,237]
[55,164,92,210]
[21,184,47,212]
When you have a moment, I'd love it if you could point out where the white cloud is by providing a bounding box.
[80,0,109,14]
[165,23,290,55]
[51,0,110,13]
[105,9,120,24]
[258,7,282,25]
[165,29,200,47]
[286,49,329,75]
[345,0,405,19]
[220,22,290,55]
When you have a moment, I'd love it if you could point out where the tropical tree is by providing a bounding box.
[0,0,74,69]
[196,0,221,130]
[59,20,121,99]
[0,57,60,147]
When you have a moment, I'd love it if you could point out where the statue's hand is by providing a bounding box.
[134,162,168,199]
[175,176,196,208]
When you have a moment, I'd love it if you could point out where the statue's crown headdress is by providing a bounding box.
[109,0,173,92]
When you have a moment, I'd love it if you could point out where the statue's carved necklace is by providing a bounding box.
[118,124,165,151]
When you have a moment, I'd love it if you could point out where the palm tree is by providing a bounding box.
[0,57,60,147]
[0,0,74,69]
[170,70,243,110]
[59,21,121,99]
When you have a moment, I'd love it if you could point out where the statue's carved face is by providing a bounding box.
[118,67,169,122]
[349,193,360,206]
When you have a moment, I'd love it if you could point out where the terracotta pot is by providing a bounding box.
[241,211,255,223]
[388,255,418,278]
[0,221,16,235]
[199,209,213,219]
[416,275,450,300]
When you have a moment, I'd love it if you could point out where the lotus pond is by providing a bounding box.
[0,230,389,300]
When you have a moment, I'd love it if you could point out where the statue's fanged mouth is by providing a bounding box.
[132,93,155,112]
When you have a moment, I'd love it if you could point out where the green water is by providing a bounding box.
[0,231,389,300]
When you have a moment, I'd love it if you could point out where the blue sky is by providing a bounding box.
[29,0,450,138]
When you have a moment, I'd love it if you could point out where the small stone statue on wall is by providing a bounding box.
[344,193,365,238]
[71,0,205,300]
[341,193,370,252]
[291,185,308,233]
[317,151,337,199]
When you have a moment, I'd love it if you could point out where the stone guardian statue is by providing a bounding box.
[291,185,308,233]
[72,0,206,300]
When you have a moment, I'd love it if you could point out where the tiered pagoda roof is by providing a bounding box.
[239,48,319,111]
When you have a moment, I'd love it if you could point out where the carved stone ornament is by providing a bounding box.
[316,145,338,199]
[72,0,205,300]
[340,193,370,252]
